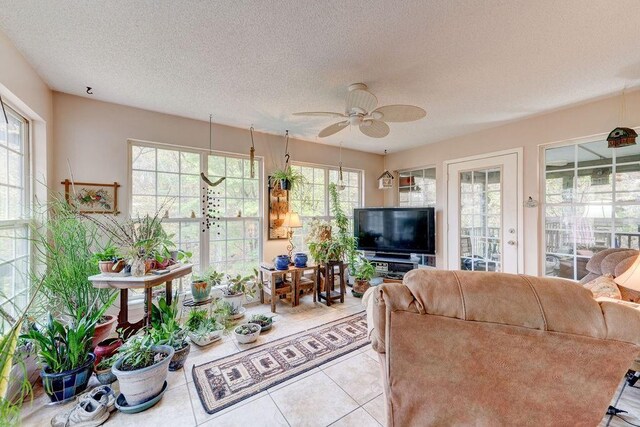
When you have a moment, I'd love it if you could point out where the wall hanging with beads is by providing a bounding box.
[202,187,222,235]
[268,177,289,240]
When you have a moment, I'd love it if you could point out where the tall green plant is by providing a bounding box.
[31,196,116,321]
[328,183,358,269]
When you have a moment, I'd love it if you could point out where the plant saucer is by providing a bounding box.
[229,306,246,320]
[115,381,168,414]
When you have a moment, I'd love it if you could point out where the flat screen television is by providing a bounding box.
[354,207,435,255]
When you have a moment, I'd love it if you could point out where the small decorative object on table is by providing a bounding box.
[234,323,261,344]
[275,255,290,271]
[294,252,308,268]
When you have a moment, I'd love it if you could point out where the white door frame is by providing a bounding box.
[443,148,524,273]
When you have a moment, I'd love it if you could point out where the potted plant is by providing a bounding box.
[221,270,260,315]
[191,268,223,302]
[94,327,125,366]
[20,313,101,403]
[353,258,376,297]
[30,196,119,348]
[185,309,225,347]
[111,334,173,406]
[270,166,305,191]
[234,323,261,344]
[94,354,118,385]
[92,244,125,274]
[249,314,274,332]
[150,295,189,371]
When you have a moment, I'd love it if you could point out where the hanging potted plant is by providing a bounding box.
[150,295,190,371]
[221,270,260,316]
[352,258,376,297]
[270,166,305,192]
[21,312,102,403]
[111,334,174,407]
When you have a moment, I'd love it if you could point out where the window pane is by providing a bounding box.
[157,149,180,173]
[180,152,200,174]
[132,146,156,170]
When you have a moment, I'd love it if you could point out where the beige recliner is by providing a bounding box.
[366,269,640,427]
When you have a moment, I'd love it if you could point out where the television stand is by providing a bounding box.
[365,253,419,279]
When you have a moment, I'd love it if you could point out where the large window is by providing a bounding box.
[398,167,437,266]
[544,139,640,280]
[398,167,436,207]
[0,106,29,330]
[130,142,261,275]
[289,163,363,254]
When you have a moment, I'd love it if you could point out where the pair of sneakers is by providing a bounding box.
[51,386,116,427]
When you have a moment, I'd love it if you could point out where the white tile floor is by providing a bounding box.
[21,291,383,427]
[20,289,640,427]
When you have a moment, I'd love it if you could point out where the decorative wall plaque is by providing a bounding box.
[61,179,120,214]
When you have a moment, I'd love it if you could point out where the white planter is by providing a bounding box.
[188,329,223,347]
[112,345,174,406]
[234,324,261,344]
[223,292,244,314]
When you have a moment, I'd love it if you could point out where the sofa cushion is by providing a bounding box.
[583,274,621,299]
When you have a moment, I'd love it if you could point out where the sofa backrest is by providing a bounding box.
[370,269,640,426]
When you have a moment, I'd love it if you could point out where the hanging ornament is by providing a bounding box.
[608,88,637,149]
[337,141,346,191]
[201,114,226,186]
[249,126,256,178]
[378,149,394,190]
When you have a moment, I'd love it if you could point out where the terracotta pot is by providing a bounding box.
[98,261,115,274]
[92,315,117,349]
[353,279,370,295]
[94,337,123,366]
[144,259,156,273]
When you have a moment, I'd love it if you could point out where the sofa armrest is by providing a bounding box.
[363,286,386,353]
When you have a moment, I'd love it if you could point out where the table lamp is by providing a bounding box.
[282,211,302,262]
[614,254,640,291]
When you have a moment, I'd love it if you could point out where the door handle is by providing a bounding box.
[507,240,517,246]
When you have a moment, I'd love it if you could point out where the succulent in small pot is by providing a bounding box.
[185,309,225,347]
[249,314,274,332]
[234,323,261,344]
[111,335,173,406]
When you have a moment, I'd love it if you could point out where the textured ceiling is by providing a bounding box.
[1,0,640,153]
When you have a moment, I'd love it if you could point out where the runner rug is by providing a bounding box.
[192,312,370,414]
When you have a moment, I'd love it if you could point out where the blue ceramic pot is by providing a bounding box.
[40,353,95,403]
[275,255,290,270]
[294,253,308,268]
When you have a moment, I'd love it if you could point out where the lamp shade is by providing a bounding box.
[614,254,640,292]
[283,211,302,228]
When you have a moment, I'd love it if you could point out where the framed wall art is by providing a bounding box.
[61,179,120,214]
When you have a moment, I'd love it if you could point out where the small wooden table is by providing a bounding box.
[259,265,319,312]
[89,264,193,335]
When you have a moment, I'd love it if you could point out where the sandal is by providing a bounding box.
[51,397,109,427]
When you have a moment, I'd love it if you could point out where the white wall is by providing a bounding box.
[384,89,640,275]
[0,30,53,201]
[51,92,385,263]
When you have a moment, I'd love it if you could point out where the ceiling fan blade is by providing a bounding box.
[318,121,348,138]
[360,120,389,138]
[372,105,427,122]
[346,86,377,113]
[292,112,346,118]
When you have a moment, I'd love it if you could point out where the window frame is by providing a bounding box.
[0,103,31,328]
[397,165,437,208]
[127,140,264,275]
[540,132,640,280]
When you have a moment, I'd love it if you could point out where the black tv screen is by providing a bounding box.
[354,208,435,255]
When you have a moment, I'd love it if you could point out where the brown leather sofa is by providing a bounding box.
[578,248,639,301]
[365,269,640,426]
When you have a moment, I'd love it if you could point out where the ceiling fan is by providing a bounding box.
[293,83,426,138]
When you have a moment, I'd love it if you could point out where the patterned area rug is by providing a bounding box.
[192,312,370,414]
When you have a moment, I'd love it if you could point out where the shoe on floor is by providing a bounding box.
[51,397,109,427]
[77,385,117,412]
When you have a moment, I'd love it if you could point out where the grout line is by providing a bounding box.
[327,406,361,426]
[267,393,292,427]
[321,367,361,407]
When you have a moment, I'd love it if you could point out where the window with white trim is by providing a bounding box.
[0,106,29,332]
[544,139,640,280]
[130,143,262,276]
[398,167,436,266]
[289,163,363,254]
